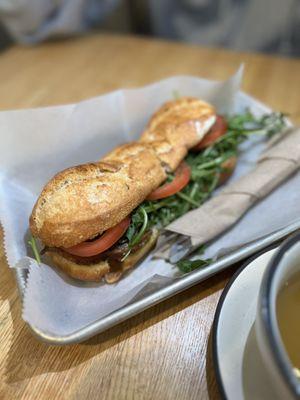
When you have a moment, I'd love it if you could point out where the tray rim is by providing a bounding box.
[13,90,297,345]
[15,220,300,344]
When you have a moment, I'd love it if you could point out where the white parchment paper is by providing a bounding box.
[0,67,299,337]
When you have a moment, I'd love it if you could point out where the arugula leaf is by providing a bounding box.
[28,236,41,264]
[122,206,149,261]
[129,206,148,247]
[176,258,212,273]
[142,111,285,229]
[176,245,212,273]
[127,110,286,273]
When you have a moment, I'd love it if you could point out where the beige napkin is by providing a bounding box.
[166,127,300,248]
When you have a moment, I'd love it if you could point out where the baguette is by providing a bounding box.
[30,97,218,282]
[30,143,166,247]
[141,97,216,170]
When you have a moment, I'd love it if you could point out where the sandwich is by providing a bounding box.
[29,97,282,283]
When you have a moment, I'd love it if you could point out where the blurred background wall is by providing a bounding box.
[0,0,299,57]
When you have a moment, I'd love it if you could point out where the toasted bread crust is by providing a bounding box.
[30,143,166,247]
[30,97,216,249]
[147,97,215,135]
[146,139,188,172]
[141,97,216,170]
[46,251,110,281]
[46,229,159,283]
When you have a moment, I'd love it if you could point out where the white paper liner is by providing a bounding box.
[0,67,297,337]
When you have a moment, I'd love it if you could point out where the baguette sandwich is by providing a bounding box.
[30,96,274,283]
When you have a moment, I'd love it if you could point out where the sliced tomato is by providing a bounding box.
[193,115,227,151]
[147,162,191,201]
[219,156,237,185]
[63,217,131,257]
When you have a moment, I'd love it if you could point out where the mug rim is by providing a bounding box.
[212,244,278,400]
[260,231,300,398]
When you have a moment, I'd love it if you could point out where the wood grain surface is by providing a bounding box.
[0,34,299,400]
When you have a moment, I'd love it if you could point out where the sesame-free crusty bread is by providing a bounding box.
[45,229,159,283]
[146,139,188,172]
[46,251,110,282]
[141,97,216,170]
[30,143,166,248]
[30,97,216,250]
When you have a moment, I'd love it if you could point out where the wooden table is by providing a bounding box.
[0,34,299,400]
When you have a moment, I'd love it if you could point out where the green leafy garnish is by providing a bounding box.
[28,236,41,264]
[177,245,212,273]
[177,258,212,273]
[126,111,286,272]
[122,206,149,261]
[129,206,148,247]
